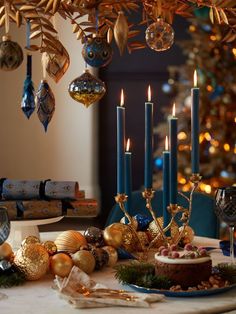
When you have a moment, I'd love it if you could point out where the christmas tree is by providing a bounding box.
[153,14,236,195]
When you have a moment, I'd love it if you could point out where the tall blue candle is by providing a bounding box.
[117,89,125,194]
[163,136,170,236]
[191,70,200,174]
[125,139,132,213]
[144,86,153,189]
[169,104,178,204]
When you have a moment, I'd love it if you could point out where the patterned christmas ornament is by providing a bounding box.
[145,19,174,52]
[102,246,118,267]
[0,36,23,71]
[43,241,57,255]
[14,243,49,280]
[90,247,109,270]
[55,230,87,254]
[82,36,113,68]
[114,11,129,55]
[36,80,55,132]
[0,207,10,245]
[21,236,40,247]
[134,214,152,231]
[68,69,106,107]
[148,217,179,246]
[179,226,195,245]
[21,55,35,119]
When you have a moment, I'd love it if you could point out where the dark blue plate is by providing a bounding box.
[126,283,236,297]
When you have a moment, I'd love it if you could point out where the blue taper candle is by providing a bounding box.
[169,104,178,204]
[117,89,125,194]
[144,86,153,189]
[163,136,171,236]
[125,139,132,213]
[191,70,200,174]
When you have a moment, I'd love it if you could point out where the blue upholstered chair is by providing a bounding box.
[106,190,219,238]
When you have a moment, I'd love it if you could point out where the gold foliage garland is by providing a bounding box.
[0,0,235,56]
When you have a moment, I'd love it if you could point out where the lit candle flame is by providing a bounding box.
[172,103,176,116]
[120,89,124,106]
[165,136,169,150]
[148,85,151,102]
[126,138,130,152]
[194,70,198,87]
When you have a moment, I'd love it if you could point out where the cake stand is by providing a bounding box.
[7,216,64,250]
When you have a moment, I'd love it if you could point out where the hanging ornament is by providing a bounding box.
[68,69,106,108]
[14,243,49,280]
[114,11,129,55]
[82,36,113,68]
[21,54,35,119]
[36,80,55,132]
[145,19,174,52]
[0,2,23,71]
[0,207,10,245]
[21,21,35,119]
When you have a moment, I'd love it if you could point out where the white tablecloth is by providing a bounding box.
[1,232,236,314]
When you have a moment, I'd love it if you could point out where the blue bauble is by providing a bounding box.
[134,214,152,231]
[82,37,113,68]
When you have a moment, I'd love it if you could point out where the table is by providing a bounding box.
[1,232,236,314]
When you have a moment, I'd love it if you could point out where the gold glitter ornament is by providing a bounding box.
[137,231,149,247]
[50,252,73,278]
[43,241,57,255]
[179,225,195,244]
[0,242,13,260]
[102,246,118,267]
[148,217,179,246]
[14,243,49,280]
[72,250,95,274]
[55,230,87,254]
[103,223,137,252]
[21,236,40,247]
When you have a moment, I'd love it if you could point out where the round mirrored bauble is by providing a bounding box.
[90,247,109,270]
[84,226,104,247]
[145,19,174,52]
[82,37,113,68]
[0,37,23,71]
[68,69,106,107]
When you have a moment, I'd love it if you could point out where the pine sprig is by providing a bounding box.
[114,262,173,290]
[214,263,236,284]
[0,265,26,288]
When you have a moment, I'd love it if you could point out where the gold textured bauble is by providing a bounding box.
[0,242,13,260]
[120,216,138,230]
[103,223,137,252]
[102,246,118,267]
[179,225,195,244]
[72,250,95,274]
[50,253,73,278]
[148,217,180,247]
[14,243,49,280]
[55,230,87,254]
[21,236,40,247]
[137,231,149,247]
[43,241,57,255]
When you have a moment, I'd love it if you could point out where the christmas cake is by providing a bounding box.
[155,244,212,289]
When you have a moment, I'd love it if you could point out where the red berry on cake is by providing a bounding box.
[161,248,169,256]
[170,244,177,251]
[184,243,193,251]
[171,251,180,258]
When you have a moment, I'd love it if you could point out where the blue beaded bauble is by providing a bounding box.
[0,36,23,71]
[82,37,113,68]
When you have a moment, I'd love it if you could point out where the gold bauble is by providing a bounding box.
[137,231,149,247]
[14,243,49,280]
[72,250,95,274]
[43,241,57,255]
[0,242,13,260]
[120,216,138,230]
[102,246,118,267]
[21,236,40,247]
[55,230,87,253]
[50,253,73,278]
[179,225,195,244]
[148,217,180,246]
[104,223,138,252]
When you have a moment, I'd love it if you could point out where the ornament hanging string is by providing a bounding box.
[4,0,10,36]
